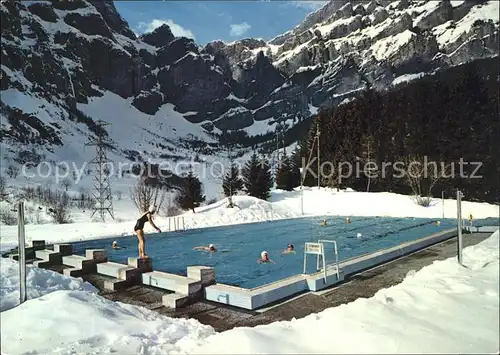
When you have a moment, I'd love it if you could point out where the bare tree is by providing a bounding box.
[0,176,6,201]
[0,206,16,225]
[161,192,182,216]
[25,205,35,224]
[76,187,95,210]
[130,179,167,213]
[403,155,451,206]
[61,178,71,191]
[48,191,72,224]
[6,165,19,179]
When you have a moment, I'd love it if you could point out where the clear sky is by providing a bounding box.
[114,1,328,45]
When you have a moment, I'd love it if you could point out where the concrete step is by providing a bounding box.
[62,255,95,270]
[31,240,46,250]
[187,266,215,286]
[85,249,107,262]
[33,260,52,268]
[63,267,86,278]
[54,244,72,256]
[162,293,190,308]
[35,249,62,264]
[103,278,132,291]
[96,262,140,281]
[142,271,202,295]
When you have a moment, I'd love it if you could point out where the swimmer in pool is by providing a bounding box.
[257,251,275,263]
[282,244,295,254]
[193,244,217,252]
[111,241,122,250]
[320,219,327,226]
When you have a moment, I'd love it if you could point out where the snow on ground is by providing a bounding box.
[391,72,426,86]
[0,187,498,251]
[0,258,97,312]
[1,230,498,354]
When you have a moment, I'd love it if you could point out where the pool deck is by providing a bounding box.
[69,231,493,331]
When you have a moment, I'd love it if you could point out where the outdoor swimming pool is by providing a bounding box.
[71,216,499,288]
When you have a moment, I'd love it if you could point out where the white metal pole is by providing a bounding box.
[300,186,303,216]
[18,201,27,304]
[441,190,445,219]
[303,246,307,274]
[299,167,304,216]
[456,190,463,265]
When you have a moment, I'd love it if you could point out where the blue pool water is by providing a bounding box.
[71,216,499,289]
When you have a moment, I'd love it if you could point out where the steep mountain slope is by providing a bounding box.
[1,0,498,184]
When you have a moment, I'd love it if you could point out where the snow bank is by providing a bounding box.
[1,230,497,354]
[1,188,498,252]
[0,290,215,354]
[0,258,97,312]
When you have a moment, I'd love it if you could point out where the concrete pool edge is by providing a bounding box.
[203,227,464,310]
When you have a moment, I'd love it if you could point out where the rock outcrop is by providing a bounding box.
[1,0,498,162]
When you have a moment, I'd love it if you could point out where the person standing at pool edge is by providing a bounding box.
[134,205,161,258]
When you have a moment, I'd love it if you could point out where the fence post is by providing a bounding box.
[168,217,171,231]
[182,217,185,231]
[173,217,177,231]
[18,201,27,304]
[441,190,445,219]
[456,190,463,265]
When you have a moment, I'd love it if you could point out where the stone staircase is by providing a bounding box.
[25,241,216,309]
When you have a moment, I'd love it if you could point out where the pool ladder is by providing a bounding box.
[303,239,340,284]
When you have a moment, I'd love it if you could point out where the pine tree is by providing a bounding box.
[222,163,243,207]
[256,157,273,200]
[176,171,205,213]
[242,153,273,200]
[276,157,288,190]
[276,156,300,191]
[288,155,301,189]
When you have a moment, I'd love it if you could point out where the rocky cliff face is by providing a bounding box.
[1,0,498,164]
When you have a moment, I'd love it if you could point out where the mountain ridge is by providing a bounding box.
[1,0,498,174]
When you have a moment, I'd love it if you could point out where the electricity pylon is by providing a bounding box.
[85,120,114,221]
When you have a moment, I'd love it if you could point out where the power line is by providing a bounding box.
[84,120,114,221]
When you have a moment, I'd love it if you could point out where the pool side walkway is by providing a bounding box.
[66,232,492,332]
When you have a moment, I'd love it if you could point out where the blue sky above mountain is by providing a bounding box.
[114,1,328,44]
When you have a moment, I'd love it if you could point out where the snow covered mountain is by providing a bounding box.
[1,0,498,180]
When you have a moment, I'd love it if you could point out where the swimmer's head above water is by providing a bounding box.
[193,244,216,252]
[287,244,294,251]
[258,251,275,263]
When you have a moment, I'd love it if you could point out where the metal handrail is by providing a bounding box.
[318,239,340,280]
[303,242,327,283]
